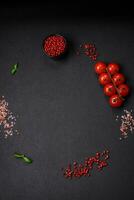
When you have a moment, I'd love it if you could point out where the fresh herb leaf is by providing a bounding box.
[14,153,33,164]
[14,153,24,159]
[11,63,19,75]
[23,156,33,164]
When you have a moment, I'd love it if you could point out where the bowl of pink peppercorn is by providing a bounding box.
[42,34,67,59]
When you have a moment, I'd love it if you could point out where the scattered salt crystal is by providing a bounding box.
[116,109,134,139]
[0,96,19,139]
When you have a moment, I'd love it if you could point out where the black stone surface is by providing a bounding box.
[0,5,134,200]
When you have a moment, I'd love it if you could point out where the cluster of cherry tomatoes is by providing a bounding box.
[95,62,130,107]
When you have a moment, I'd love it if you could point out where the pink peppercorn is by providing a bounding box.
[77,42,99,61]
[43,34,67,58]
[62,150,110,179]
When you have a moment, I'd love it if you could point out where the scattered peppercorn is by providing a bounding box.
[62,150,110,179]
[77,42,99,61]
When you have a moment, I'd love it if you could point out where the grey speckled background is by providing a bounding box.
[0,4,134,200]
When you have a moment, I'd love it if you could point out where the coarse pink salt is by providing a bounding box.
[116,109,134,139]
[0,96,19,139]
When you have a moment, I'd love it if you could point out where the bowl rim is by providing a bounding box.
[42,34,67,58]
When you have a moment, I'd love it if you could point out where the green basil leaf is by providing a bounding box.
[14,153,33,164]
[23,156,33,164]
[11,63,19,75]
[14,153,24,159]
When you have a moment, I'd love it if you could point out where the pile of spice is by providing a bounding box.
[77,43,99,61]
[0,96,19,138]
[62,150,109,179]
[116,109,134,139]
[43,34,67,58]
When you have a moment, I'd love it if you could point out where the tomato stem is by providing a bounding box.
[106,68,124,101]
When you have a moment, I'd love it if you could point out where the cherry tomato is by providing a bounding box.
[109,94,123,107]
[99,73,111,85]
[107,63,120,75]
[113,73,125,86]
[103,83,116,96]
[95,62,107,74]
[84,44,91,49]
[118,84,130,97]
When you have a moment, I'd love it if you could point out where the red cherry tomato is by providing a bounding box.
[118,84,130,97]
[113,73,125,86]
[107,63,120,75]
[109,94,123,107]
[99,73,111,85]
[103,83,116,96]
[84,44,91,49]
[95,62,107,74]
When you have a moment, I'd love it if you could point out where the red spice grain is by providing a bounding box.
[43,35,66,58]
[62,150,110,179]
[77,42,99,61]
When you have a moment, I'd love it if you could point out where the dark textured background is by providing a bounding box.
[0,4,134,200]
